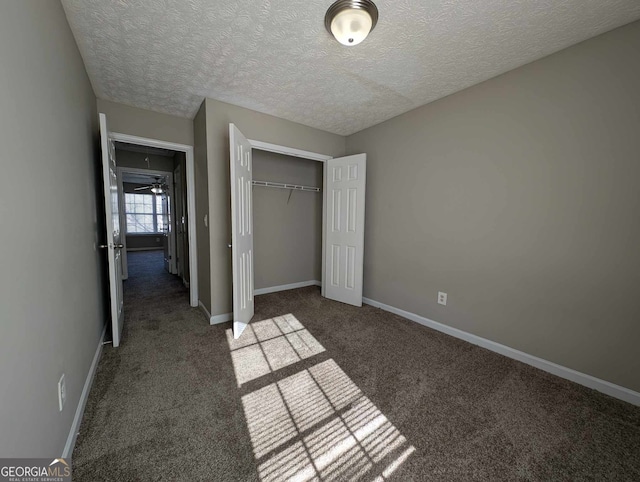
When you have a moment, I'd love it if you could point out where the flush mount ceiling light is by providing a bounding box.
[325,0,378,46]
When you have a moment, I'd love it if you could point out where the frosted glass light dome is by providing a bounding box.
[330,8,373,46]
[325,0,379,47]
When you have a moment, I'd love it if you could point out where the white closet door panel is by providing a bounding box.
[230,124,254,338]
[324,154,366,306]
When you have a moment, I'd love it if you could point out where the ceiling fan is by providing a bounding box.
[134,177,166,194]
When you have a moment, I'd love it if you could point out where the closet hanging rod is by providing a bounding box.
[252,180,320,192]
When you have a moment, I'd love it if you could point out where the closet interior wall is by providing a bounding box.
[252,150,323,290]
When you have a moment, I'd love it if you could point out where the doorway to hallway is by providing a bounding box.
[123,251,190,330]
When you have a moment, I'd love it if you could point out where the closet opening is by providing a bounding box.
[252,150,324,295]
[230,125,366,338]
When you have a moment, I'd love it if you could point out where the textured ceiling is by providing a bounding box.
[62,0,640,135]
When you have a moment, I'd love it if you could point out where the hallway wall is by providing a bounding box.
[97,98,193,146]
[0,1,105,456]
[116,149,175,172]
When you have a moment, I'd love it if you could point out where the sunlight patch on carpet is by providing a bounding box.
[226,314,325,386]
[230,315,415,481]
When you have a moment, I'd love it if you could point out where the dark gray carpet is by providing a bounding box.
[72,250,640,481]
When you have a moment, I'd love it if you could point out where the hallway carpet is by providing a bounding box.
[72,250,640,480]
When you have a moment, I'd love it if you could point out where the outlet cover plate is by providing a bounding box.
[438,292,447,306]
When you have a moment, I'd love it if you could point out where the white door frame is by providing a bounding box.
[246,139,332,296]
[116,166,177,277]
[111,132,198,308]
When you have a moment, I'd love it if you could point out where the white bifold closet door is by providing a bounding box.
[229,124,254,339]
[324,154,366,307]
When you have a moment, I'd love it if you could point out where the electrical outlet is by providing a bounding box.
[58,374,66,411]
[438,292,447,306]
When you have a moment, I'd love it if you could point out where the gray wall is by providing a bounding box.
[346,21,640,392]
[116,149,175,172]
[205,98,346,317]
[0,1,104,456]
[126,235,163,250]
[97,98,193,146]
[194,102,211,312]
[253,151,323,289]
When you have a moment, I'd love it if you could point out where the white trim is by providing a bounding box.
[214,282,322,328]
[110,131,198,308]
[200,302,232,326]
[111,132,192,152]
[199,300,211,322]
[185,146,197,306]
[126,247,163,252]
[248,139,333,162]
[255,280,321,296]
[321,159,327,298]
[62,325,107,458]
[211,312,233,325]
[363,297,640,407]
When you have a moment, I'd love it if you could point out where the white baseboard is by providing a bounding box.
[201,300,232,325]
[199,300,211,322]
[363,297,640,407]
[126,247,163,252]
[210,312,233,325]
[183,278,190,289]
[255,280,321,296]
[62,324,107,458]
[206,281,321,327]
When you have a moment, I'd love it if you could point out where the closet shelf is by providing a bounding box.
[252,180,320,192]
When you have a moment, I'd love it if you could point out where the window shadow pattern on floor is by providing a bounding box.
[227,314,415,481]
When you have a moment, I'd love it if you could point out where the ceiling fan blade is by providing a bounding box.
[134,185,152,191]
